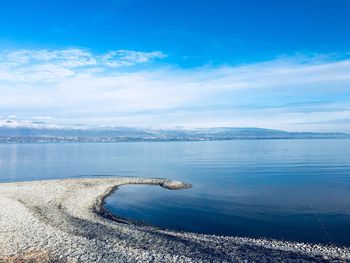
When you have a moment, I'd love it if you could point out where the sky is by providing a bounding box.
[0,0,350,132]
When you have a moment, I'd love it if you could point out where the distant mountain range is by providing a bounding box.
[0,119,349,143]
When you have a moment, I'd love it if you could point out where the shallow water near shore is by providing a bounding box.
[1,139,350,245]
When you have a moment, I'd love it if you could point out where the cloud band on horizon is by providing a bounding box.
[0,48,350,132]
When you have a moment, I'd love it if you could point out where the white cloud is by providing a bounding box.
[0,48,167,68]
[0,48,166,82]
[100,50,167,67]
[1,48,96,67]
[32,116,52,120]
[0,49,350,131]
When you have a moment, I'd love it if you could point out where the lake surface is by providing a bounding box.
[1,140,350,245]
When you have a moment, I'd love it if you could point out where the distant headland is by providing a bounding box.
[0,118,349,143]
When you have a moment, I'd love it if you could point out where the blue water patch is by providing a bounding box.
[1,140,350,245]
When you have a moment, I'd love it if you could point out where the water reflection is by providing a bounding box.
[0,140,350,245]
[105,182,350,245]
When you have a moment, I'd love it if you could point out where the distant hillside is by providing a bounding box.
[0,119,349,143]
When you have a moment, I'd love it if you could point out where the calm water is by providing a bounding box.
[1,140,350,245]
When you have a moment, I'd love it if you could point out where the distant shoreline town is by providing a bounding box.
[0,118,349,143]
[2,136,350,144]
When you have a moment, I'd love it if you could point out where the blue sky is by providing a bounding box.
[0,0,350,131]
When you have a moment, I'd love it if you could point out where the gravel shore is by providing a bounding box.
[0,177,349,262]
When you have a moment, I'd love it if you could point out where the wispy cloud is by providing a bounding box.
[0,48,350,132]
[0,48,166,82]
[100,50,167,67]
[2,48,96,67]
